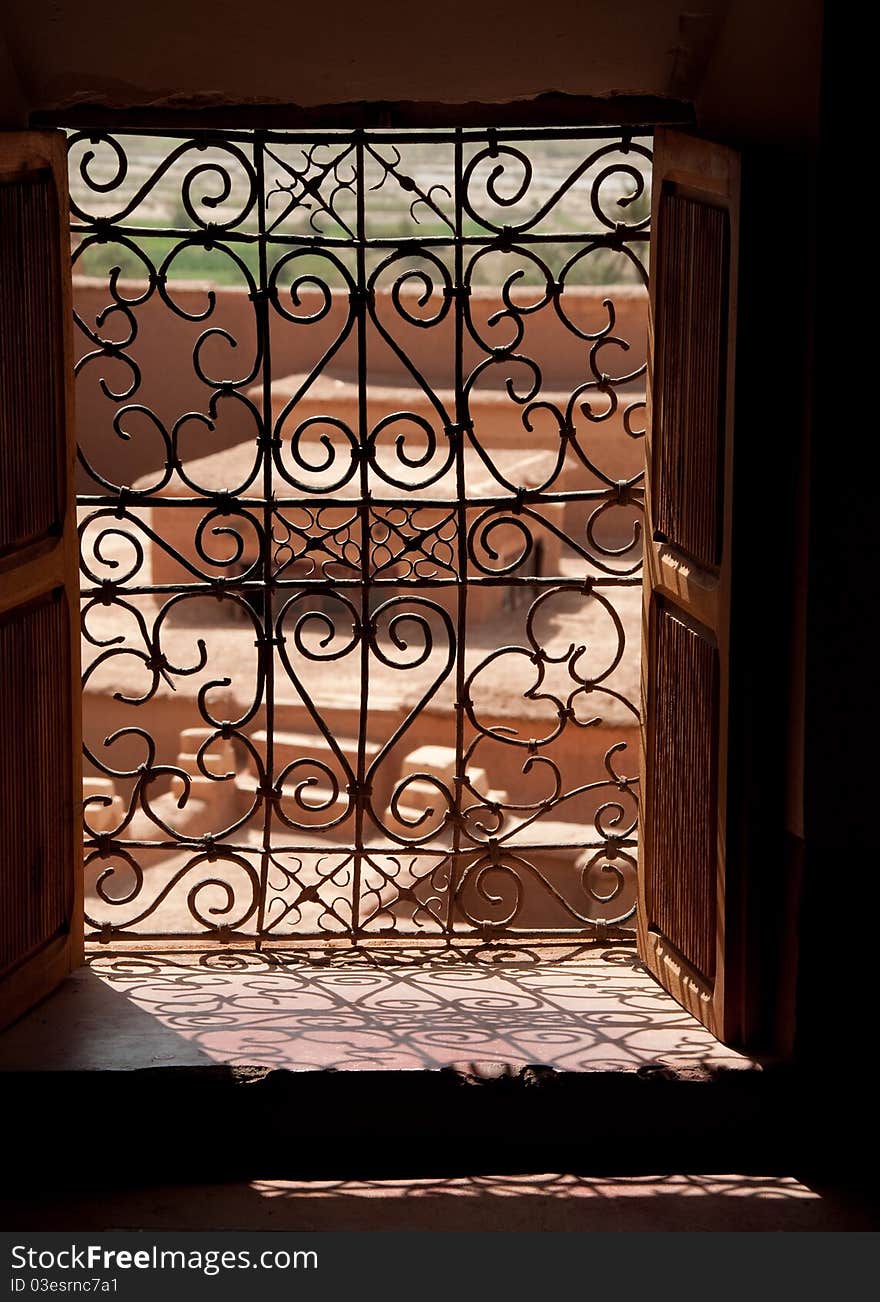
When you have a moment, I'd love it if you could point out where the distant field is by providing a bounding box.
[69,132,650,287]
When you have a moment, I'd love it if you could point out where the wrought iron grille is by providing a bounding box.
[72,127,650,943]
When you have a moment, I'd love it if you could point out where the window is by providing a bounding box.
[70,127,651,946]
[0,126,750,1049]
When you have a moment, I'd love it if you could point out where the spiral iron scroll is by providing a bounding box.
[73,127,650,943]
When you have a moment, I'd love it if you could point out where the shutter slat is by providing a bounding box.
[648,604,718,982]
[0,172,64,557]
[0,595,72,974]
[653,191,728,570]
[0,132,81,1031]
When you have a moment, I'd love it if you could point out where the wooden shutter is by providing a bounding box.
[638,130,741,1043]
[0,131,82,1030]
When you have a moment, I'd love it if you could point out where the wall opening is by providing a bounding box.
[70,126,651,945]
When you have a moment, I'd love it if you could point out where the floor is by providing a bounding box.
[1,946,875,1231]
[0,945,748,1074]
[2,1174,875,1232]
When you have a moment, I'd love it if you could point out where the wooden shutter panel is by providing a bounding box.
[0,132,82,1030]
[638,130,741,1043]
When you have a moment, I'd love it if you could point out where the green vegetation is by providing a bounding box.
[71,136,650,290]
[74,217,647,290]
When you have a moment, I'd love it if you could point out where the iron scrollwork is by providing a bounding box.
[72,126,650,943]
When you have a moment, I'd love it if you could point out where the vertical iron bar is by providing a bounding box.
[254,132,274,945]
[352,131,369,939]
[446,129,467,935]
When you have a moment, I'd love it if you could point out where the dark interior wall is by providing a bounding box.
[797,11,873,1077]
[695,0,872,1096]
[696,0,822,146]
[2,0,728,120]
[693,0,824,1057]
[0,33,27,126]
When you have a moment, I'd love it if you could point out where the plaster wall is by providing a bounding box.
[696,0,822,146]
[74,279,648,490]
[3,1,728,118]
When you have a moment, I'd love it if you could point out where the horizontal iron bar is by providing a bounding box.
[78,491,646,509]
[84,839,638,853]
[50,107,665,137]
[84,928,638,944]
[71,226,650,249]
[80,576,642,597]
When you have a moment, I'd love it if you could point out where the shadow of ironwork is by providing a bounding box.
[82,945,747,1073]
